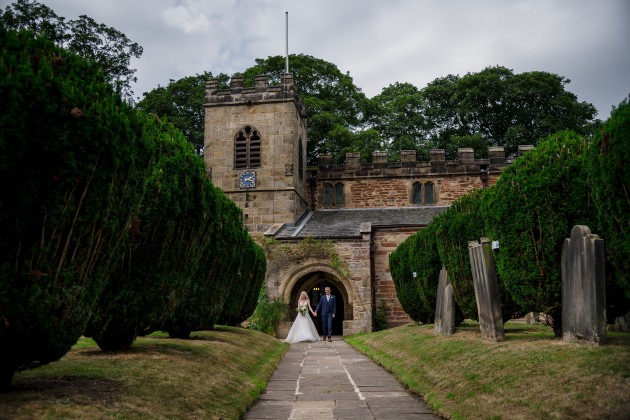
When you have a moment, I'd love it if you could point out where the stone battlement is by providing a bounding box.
[205,74,307,118]
[316,145,533,179]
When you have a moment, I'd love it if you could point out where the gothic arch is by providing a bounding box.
[280,262,368,320]
[234,125,261,169]
[282,263,355,299]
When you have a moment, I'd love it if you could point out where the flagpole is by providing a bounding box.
[285,11,289,74]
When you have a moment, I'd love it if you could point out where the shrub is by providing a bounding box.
[434,190,521,322]
[248,288,288,336]
[217,242,267,326]
[433,191,485,319]
[0,29,145,387]
[587,98,630,319]
[485,131,594,335]
[161,190,266,338]
[85,116,213,351]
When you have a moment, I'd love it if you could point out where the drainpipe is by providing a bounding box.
[359,223,376,332]
[370,236,376,332]
[308,168,318,210]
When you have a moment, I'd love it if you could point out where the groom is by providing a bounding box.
[314,286,336,342]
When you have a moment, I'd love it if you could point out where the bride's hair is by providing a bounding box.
[299,291,309,301]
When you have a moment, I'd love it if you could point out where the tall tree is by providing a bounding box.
[421,66,597,156]
[369,82,430,160]
[137,72,229,154]
[0,0,143,99]
[241,54,371,164]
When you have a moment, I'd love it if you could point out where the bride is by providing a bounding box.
[285,291,320,343]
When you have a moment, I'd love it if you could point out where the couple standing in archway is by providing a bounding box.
[285,287,336,343]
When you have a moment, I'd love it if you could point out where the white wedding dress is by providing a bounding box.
[285,304,320,343]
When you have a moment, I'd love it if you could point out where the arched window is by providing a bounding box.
[324,183,334,205]
[234,125,261,169]
[412,182,422,204]
[424,182,435,205]
[323,182,345,207]
[411,181,436,205]
[335,183,345,205]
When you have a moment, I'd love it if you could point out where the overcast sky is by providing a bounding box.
[3,0,628,119]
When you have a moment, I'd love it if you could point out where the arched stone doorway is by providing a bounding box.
[288,271,352,336]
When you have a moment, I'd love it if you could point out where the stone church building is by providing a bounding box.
[204,74,520,337]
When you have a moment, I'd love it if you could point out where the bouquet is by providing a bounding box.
[298,306,308,316]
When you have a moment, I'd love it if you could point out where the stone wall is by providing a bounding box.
[313,148,506,208]
[373,227,418,327]
[263,235,373,337]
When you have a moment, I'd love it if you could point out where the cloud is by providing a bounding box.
[162,3,210,34]
[13,0,629,118]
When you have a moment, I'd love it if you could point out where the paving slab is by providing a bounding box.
[244,338,439,419]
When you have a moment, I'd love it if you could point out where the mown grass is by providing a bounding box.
[0,326,288,419]
[346,321,630,420]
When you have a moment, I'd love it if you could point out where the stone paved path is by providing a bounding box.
[244,338,439,419]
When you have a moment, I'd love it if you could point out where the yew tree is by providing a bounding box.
[587,98,630,319]
[0,28,148,388]
[484,131,594,335]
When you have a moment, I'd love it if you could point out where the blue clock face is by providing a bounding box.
[239,171,256,189]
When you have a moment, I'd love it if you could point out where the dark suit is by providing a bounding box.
[315,294,336,338]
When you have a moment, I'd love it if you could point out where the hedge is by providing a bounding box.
[484,131,594,335]
[389,222,441,324]
[587,99,630,319]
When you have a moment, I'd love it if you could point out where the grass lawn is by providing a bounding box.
[346,321,630,419]
[0,326,288,419]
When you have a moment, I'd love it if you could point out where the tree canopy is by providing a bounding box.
[0,0,143,99]
[421,66,598,156]
[137,72,229,154]
[140,55,597,164]
[241,54,372,164]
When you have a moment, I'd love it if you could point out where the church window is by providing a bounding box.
[324,183,334,205]
[323,182,345,206]
[411,181,436,205]
[412,182,422,204]
[335,183,345,205]
[234,125,261,169]
[424,182,435,204]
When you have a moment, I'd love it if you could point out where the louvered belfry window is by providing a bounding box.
[234,125,261,169]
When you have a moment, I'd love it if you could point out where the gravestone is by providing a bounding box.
[468,238,504,341]
[561,225,606,344]
[434,268,455,336]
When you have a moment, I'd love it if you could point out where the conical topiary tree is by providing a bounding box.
[0,29,148,388]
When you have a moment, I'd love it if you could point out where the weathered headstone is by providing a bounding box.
[612,312,630,332]
[434,268,455,336]
[561,225,606,344]
[468,238,504,341]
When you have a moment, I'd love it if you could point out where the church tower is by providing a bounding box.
[203,74,309,233]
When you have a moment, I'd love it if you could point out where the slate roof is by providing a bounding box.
[273,206,449,239]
